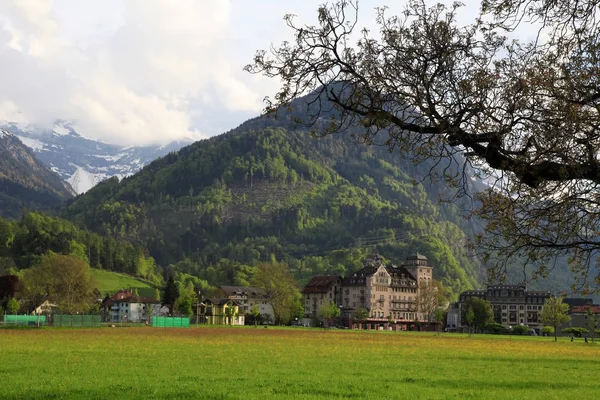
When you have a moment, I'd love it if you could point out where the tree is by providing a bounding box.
[22,253,97,314]
[251,261,302,325]
[145,303,154,323]
[586,307,598,342]
[417,280,447,327]
[224,301,238,326]
[354,306,369,329]
[464,306,475,336]
[317,301,340,328]
[247,0,600,291]
[162,277,179,315]
[434,308,447,333]
[540,297,571,342]
[176,282,196,318]
[250,305,261,327]
[464,297,493,334]
[6,297,19,314]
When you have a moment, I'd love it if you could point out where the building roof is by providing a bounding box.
[105,296,161,305]
[205,298,240,306]
[571,305,600,314]
[563,298,594,308]
[407,252,428,261]
[220,286,265,297]
[302,275,341,294]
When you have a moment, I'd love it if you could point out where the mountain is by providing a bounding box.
[60,101,487,297]
[0,129,75,218]
[0,121,193,194]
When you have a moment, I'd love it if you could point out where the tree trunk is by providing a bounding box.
[554,325,557,342]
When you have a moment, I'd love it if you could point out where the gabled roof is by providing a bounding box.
[302,275,341,294]
[386,265,416,281]
[220,286,265,297]
[407,252,428,261]
[205,298,240,306]
[110,296,161,305]
[571,305,600,314]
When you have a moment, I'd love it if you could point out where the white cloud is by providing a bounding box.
[0,0,267,145]
[0,0,488,145]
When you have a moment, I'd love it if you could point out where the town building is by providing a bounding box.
[102,290,161,323]
[301,254,438,330]
[558,300,600,335]
[301,275,343,324]
[202,298,244,325]
[456,285,552,333]
[219,285,275,323]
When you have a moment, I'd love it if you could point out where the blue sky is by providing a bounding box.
[0,1,481,145]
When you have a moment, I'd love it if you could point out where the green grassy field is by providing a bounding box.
[91,269,156,297]
[1,328,599,399]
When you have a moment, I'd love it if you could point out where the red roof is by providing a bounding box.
[572,305,600,314]
[302,275,341,294]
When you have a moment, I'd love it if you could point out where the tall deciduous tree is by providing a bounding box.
[22,253,97,314]
[540,297,571,342]
[251,261,301,325]
[317,301,340,328]
[417,280,447,326]
[247,0,600,292]
[464,297,493,333]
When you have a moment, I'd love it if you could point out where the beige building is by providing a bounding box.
[220,286,275,323]
[301,254,437,330]
[340,254,434,330]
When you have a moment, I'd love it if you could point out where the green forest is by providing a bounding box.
[51,113,486,299]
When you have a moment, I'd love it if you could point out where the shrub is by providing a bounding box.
[484,322,505,334]
[511,325,530,335]
[562,327,588,337]
[541,326,555,335]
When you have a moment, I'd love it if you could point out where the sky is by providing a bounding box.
[0,0,481,146]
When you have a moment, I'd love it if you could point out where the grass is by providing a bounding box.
[91,269,156,297]
[1,328,599,399]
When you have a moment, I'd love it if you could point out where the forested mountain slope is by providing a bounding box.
[0,130,75,218]
[61,105,485,297]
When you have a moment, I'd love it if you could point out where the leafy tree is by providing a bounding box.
[464,298,493,334]
[434,308,447,333]
[353,306,369,329]
[22,253,97,314]
[317,301,340,328]
[251,261,301,325]
[176,282,196,318]
[464,306,475,336]
[6,297,19,314]
[540,297,571,342]
[586,307,598,342]
[417,280,447,326]
[247,0,600,291]
[145,303,154,324]
[224,301,238,326]
[250,305,261,327]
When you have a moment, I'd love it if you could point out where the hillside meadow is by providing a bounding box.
[0,327,598,399]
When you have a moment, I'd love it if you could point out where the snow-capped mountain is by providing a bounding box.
[0,129,75,218]
[0,121,193,193]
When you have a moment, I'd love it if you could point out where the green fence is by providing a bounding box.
[152,317,190,328]
[3,315,47,326]
[52,314,101,327]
